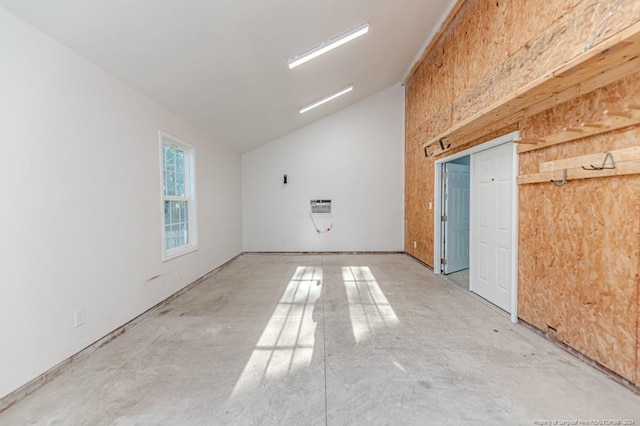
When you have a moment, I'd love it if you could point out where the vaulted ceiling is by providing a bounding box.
[0,0,455,152]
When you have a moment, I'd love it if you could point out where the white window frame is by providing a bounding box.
[159,130,198,261]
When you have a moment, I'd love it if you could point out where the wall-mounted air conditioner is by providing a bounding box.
[310,199,333,216]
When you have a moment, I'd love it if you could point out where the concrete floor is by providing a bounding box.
[1,254,639,425]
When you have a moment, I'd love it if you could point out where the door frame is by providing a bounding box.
[433,131,519,323]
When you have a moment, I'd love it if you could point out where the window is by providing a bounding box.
[160,131,197,261]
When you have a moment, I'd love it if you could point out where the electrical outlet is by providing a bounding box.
[413,241,417,249]
[74,309,86,328]
[429,202,433,210]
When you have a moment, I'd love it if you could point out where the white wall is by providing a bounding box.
[0,8,242,399]
[242,85,404,252]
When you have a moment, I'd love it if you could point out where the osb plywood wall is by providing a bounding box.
[519,75,640,383]
[405,0,640,385]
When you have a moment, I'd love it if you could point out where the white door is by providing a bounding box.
[443,163,470,274]
[470,143,514,312]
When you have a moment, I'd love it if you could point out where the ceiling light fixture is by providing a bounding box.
[299,85,354,114]
[287,23,369,69]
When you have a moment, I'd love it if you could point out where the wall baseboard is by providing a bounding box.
[0,252,243,413]
[518,319,640,394]
[405,252,434,271]
[243,251,405,255]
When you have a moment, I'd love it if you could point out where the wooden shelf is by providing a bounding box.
[515,107,640,153]
[422,21,640,158]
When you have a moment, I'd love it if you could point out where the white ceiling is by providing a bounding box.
[0,0,455,153]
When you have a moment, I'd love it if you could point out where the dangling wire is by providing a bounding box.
[309,211,332,233]
[583,0,625,52]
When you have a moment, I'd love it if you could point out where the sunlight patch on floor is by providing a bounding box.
[231,266,322,398]
[342,266,399,343]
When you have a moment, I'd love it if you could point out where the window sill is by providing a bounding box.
[162,245,198,262]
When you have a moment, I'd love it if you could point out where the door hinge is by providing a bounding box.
[443,171,448,179]
[441,215,448,222]
[441,258,448,265]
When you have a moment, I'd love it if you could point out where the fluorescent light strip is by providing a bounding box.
[299,85,353,114]
[288,23,369,69]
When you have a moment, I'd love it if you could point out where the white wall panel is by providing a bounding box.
[242,85,404,252]
[0,7,242,399]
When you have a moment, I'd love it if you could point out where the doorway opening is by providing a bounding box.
[440,156,470,291]
[434,131,519,323]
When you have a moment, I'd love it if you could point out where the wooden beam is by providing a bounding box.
[577,55,640,96]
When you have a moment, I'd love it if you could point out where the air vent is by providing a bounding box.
[310,199,332,216]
